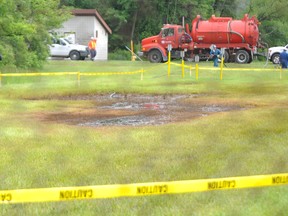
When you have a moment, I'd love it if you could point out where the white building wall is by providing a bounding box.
[93,19,108,60]
[54,16,109,60]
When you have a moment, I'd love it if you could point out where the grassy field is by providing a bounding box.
[1,60,288,215]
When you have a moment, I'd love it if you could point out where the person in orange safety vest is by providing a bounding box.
[88,37,97,61]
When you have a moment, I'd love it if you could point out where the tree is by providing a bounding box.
[0,0,70,68]
[246,0,288,46]
[212,0,239,17]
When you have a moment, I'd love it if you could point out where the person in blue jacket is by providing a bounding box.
[279,49,288,69]
[209,44,221,67]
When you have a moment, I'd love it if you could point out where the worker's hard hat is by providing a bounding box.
[210,44,216,50]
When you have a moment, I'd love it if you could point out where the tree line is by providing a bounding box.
[0,0,287,68]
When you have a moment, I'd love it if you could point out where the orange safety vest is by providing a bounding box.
[88,40,96,50]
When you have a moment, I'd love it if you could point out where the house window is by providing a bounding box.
[95,30,98,38]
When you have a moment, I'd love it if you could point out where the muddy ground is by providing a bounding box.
[41,94,247,127]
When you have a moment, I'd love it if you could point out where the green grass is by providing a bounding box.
[1,60,288,215]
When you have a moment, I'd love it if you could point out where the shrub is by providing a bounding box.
[108,49,131,60]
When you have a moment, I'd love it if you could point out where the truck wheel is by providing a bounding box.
[148,50,162,63]
[247,55,253,63]
[223,50,229,63]
[271,53,280,64]
[70,51,80,60]
[235,50,249,64]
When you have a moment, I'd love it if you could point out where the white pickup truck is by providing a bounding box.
[268,44,288,64]
[49,38,89,60]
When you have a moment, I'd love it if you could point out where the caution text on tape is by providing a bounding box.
[1,173,288,204]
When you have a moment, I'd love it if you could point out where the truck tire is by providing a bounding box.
[235,50,249,64]
[148,50,162,63]
[271,53,280,64]
[223,50,229,63]
[69,51,80,60]
[247,55,253,63]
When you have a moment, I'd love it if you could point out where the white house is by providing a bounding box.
[54,9,112,60]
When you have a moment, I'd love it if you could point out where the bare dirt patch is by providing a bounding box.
[40,94,247,127]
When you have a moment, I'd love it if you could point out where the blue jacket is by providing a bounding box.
[279,50,288,63]
[210,49,221,60]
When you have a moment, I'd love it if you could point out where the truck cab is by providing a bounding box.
[141,25,192,63]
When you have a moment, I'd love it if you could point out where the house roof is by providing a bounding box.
[72,9,112,34]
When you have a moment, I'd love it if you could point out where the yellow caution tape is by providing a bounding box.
[200,67,280,71]
[80,70,145,76]
[168,63,280,71]
[1,173,287,204]
[0,66,281,79]
[169,62,193,69]
[0,72,78,77]
[223,68,279,71]
[0,70,145,77]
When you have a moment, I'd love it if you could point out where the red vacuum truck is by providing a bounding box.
[140,14,262,63]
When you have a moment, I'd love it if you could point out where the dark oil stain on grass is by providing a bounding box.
[40,94,247,127]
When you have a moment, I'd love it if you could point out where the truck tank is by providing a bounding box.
[188,14,260,47]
